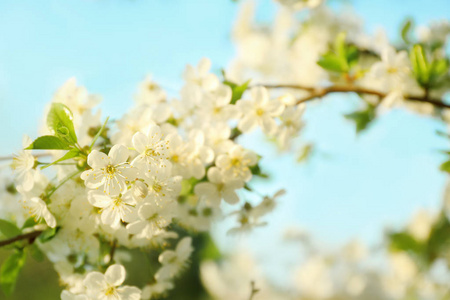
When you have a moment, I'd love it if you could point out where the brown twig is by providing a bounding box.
[248,281,260,300]
[0,153,52,161]
[0,230,43,247]
[255,84,450,109]
[108,239,117,264]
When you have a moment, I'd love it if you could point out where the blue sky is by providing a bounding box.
[0,0,449,285]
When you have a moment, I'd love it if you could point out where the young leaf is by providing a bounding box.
[41,148,80,170]
[440,160,450,173]
[25,136,71,150]
[429,58,449,87]
[29,244,45,262]
[344,104,376,133]
[0,249,26,296]
[47,103,77,145]
[317,54,346,73]
[297,144,314,163]
[38,227,60,243]
[346,45,359,67]
[0,220,21,238]
[21,218,38,230]
[410,44,430,86]
[401,18,414,44]
[334,32,347,61]
[317,32,359,74]
[224,79,251,104]
[388,231,424,255]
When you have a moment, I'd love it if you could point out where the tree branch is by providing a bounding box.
[248,281,259,300]
[108,239,117,265]
[256,84,450,109]
[0,230,43,247]
[0,153,52,162]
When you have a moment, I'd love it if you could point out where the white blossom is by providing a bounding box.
[83,264,141,300]
[237,87,284,134]
[215,145,257,182]
[81,145,138,196]
[194,167,244,206]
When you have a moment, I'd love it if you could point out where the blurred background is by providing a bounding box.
[0,0,449,299]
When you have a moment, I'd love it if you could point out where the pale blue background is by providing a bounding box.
[0,0,449,285]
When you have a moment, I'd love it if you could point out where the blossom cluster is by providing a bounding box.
[0,0,449,299]
[2,56,291,299]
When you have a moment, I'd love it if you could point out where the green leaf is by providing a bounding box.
[0,249,26,296]
[90,117,110,150]
[0,220,21,239]
[25,135,71,150]
[47,103,77,145]
[317,53,346,73]
[401,18,414,44]
[344,104,376,133]
[41,148,80,170]
[224,79,251,105]
[334,32,347,61]
[297,144,314,163]
[440,160,450,173]
[429,58,449,87]
[410,44,430,86]
[249,164,268,178]
[346,46,359,67]
[38,227,60,243]
[21,218,38,230]
[29,244,45,262]
[388,231,425,255]
[199,234,221,260]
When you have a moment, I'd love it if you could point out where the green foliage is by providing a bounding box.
[180,178,201,197]
[317,32,359,73]
[388,232,425,255]
[0,249,27,296]
[0,220,21,239]
[297,144,314,163]
[410,44,449,88]
[426,215,450,262]
[223,79,251,105]
[25,135,72,150]
[440,159,450,173]
[21,218,38,230]
[401,18,414,44]
[199,234,221,261]
[38,227,60,243]
[29,244,45,262]
[41,148,80,170]
[249,164,268,178]
[388,214,450,268]
[344,104,376,133]
[26,103,79,151]
[47,103,77,145]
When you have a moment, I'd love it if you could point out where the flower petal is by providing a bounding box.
[83,271,106,291]
[105,264,126,287]
[82,169,106,189]
[117,286,141,300]
[132,132,148,154]
[87,150,109,169]
[109,145,129,164]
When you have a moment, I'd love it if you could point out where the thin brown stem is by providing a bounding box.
[0,230,43,247]
[108,239,117,264]
[248,281,260,300]
[256,84,450,109]
[0,153,52,161]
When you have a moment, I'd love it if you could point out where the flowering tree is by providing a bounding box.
[1,0,450,299]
